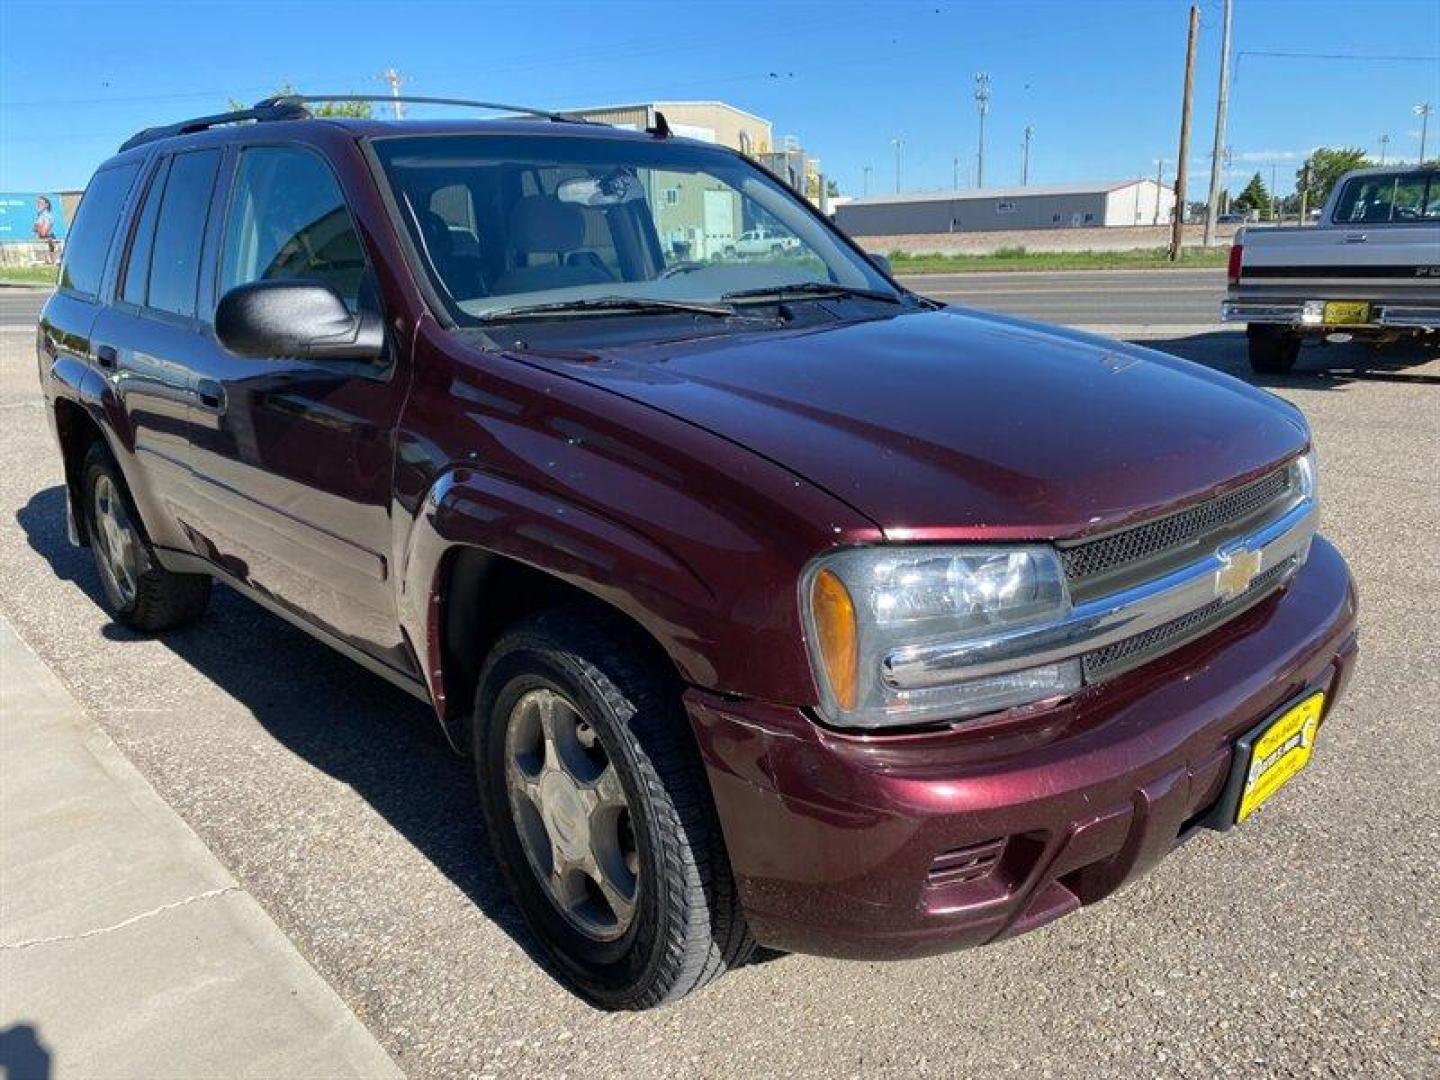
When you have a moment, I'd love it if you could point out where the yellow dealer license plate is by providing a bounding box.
[1323,301,1370,325]
[1237,692,1324,823]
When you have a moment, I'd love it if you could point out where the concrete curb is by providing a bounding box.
[0,616,403,1079]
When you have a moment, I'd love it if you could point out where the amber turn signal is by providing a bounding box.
[811,568,859,710]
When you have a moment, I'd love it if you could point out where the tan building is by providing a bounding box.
[562,102,774,259]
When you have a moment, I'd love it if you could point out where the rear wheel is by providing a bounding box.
[473,609,753,1009]
[80,443,210,631]
[1247,324,1302,374]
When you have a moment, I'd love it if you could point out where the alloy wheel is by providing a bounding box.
[504,687,640,941]
[92,474,139,605]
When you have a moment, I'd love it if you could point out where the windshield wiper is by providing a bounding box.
[481,296,735,322]
[721,282,903,305]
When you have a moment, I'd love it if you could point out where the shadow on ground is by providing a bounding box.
[13,486,558,980]
[0,1023,52,1080]
[1131,330,1440,390]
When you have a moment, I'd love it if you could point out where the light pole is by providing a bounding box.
[953,156,960,189]
[891,138,904,193]
[1203,0,1234,247]
[1022,125,1034,185]
[1416,103,1434,162]
[862,165,872,197]
[382,68,405,119]
[973,72,991,189]
[1378,134,1390,165]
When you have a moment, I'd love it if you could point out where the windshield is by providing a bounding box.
[372,132,897,323]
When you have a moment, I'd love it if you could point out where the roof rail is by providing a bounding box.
[256,94,597,125]
[118,99,309,152]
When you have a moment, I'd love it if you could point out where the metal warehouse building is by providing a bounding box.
[835,179,1177,235]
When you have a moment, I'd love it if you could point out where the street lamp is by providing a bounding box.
[1416,103,1434,162]
[891,138,904,193]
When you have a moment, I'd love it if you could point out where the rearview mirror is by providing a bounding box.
[869,253,893,276]
[215,281,384,362]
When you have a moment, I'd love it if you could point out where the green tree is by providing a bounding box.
[228,84,374,118]
[1296,147,1370,211]
[1231,172,1272,219]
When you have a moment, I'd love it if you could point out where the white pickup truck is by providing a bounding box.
[1222,165,1440,372]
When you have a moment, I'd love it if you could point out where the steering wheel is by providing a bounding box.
[659,261,706,279]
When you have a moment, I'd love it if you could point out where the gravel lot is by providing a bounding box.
[2,293,1437,1077]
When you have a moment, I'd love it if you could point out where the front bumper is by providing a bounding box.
[1222,298,1440,331]
[687,537,1358,960]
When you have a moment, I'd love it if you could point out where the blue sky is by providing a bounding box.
[2,0,1436,196]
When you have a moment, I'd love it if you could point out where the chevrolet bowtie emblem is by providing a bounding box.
[1215,546,1264,601]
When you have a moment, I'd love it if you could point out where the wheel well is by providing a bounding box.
[52,398,107,545]
[439,548,680,742]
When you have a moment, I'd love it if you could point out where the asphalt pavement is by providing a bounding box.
[1,274,1436,1077]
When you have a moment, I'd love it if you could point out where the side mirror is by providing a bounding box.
[869,253,893,276]
[215,280,384,362]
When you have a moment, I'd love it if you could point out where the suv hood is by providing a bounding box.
[513,308,1307,539]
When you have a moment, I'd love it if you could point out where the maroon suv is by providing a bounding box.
[38,97,1358,1009]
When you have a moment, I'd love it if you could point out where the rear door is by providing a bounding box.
[89,147,224,554]
[182,142,415,673]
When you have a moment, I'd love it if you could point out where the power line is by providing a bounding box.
[1237,49,1440,62]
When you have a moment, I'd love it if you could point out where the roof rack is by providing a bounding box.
[256,93,596,125]
[119,93,596,152]
[119,99,308,152]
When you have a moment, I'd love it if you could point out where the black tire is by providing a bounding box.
[80,442,211,631]
[1247,325,1302,374]
[473,608,753,1009]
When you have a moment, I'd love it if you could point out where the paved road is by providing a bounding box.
[2,277,1437,1077]
[3,269,1227,333]
[899,267,1226,330]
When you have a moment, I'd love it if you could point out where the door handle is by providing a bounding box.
[196,378,226,412]
[1342,233,1368,243]
[96,345,118,369]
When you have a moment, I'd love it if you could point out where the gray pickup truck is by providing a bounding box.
[1222,165,1440,372]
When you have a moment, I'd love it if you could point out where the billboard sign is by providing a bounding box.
[0,192,68,245]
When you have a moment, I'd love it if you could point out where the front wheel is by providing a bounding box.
[1247,325,1302,374]
[80,443,210,631]
[474,609,753,1009]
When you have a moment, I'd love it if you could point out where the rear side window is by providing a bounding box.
[59,162,140,298]
[145,149,221,318]
[219,146,369,310]
[121,158,169,306]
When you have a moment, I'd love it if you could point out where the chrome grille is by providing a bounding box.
[1060,468,1292,586]
[1082,556,1296,682]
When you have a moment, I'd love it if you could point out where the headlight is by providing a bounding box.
[1291,447,1317,504]
[802,546,1080,729]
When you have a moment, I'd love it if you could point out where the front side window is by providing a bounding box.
[373,133,895,324]
[59,162,140,298]
[143,149,222,318]
[219,146,370,310]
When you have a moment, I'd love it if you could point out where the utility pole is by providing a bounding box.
[862,165,871,197]
[1416,103,1434,162]
[1171,5,1200,262]
[1299,159,1311,223]
[1378,134,1390,165]
[953,156,960,190]
[1022,125,1034,185]
[891,138,904,193]
[973,72,991,189]
[1202,0,1233,247]
[1154,158,1166,225]
[382,68,405,119]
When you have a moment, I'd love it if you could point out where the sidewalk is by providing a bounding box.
[0,617,402,1079]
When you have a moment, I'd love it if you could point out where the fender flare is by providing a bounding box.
[398,466,719,740]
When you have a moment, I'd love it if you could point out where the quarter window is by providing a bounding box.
[58,162,140,298]
[219,146,370,310]
[145,149,222,318]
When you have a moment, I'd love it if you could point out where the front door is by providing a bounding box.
[183,143,414,674]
